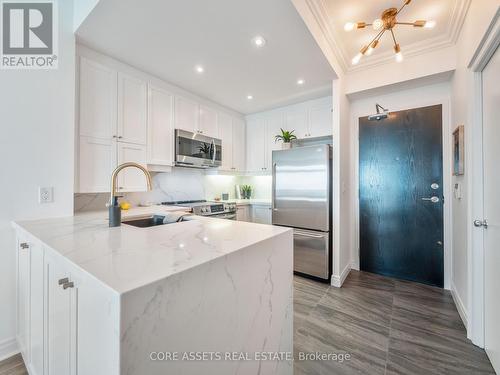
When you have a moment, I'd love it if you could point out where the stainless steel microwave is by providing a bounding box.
[175,129,222,168]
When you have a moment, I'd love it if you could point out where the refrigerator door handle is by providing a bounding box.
[294,230,325,239]
[272,162,277,211]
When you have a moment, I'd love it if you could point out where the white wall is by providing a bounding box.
[450,1,499,345]
[331,77,352,286]
[349,81,453,287]
[73,0,99,31]
[344,46,457,95]
[0,0,76,359]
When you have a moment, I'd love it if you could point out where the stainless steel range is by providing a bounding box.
[162,200,237,220]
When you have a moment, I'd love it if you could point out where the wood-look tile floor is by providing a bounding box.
[294,270,496,375]
[1,270,495,375]
[0,354,27,375]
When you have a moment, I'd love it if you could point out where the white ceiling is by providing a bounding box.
[318,0,469,71]
[76,0,336,115]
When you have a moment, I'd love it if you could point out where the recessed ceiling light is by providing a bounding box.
[297,79,305,85]
[195,65,204,74]
[247,95,253,100]
[252,36,266,47]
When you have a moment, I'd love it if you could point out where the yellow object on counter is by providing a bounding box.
[120,202,131,210]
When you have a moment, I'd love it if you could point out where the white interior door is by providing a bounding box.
[482,44,500,373]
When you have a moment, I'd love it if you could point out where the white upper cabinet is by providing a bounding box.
[217,112,233,171]
[116,143,148,192]
[147,85,174,166]
[199,105,218,137]
[79,57,117,140]
[246,118,267,172]
[244,97,332,174]
[117,73,148,145]
[284,107,309,138]
[174,96,199,133]
[309,100,332,137]
[265,112,284,170]
[232,117,246,172]
[78,136,116,193]
[218,113,245,172]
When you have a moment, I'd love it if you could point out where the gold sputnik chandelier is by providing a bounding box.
[344,0,436,65]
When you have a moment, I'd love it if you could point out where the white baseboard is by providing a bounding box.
[331,263,351,288]
[451,282,468,329]
[351,259,360,271]
[0,337,19,362]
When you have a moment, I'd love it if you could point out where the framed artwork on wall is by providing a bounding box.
[453,125,465,176]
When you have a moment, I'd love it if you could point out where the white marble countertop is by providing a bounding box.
[219,199,271,205]
[12,206,289,295]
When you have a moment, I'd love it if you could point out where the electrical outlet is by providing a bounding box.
[39,187,54,204]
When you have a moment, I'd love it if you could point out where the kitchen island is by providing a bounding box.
[13,207,293,375]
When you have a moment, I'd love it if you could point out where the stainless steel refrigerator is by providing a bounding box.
[272,144,332,281]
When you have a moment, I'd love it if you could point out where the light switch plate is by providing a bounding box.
[39,187,54,203]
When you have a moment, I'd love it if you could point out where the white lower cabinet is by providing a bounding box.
[236,205,251,222]
[16,234,45,375]
[46,252,75,375]
[16,230,119,375]
[236,204,272,224]
[252,205,272,224]
[30,242,45,375]
[16,237,30,366]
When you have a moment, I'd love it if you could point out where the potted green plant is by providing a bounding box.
[275,128,297,149]
[241,185,252,199]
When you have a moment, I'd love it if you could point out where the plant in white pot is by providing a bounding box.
[275,128,297,149]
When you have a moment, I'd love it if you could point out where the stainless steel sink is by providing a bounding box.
[122,214,193,228]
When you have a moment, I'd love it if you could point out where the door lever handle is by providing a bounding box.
[422,196,440,203]
[474,219,488,229]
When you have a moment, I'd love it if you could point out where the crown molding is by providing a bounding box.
[307,0,471,74]
[304,0,348,72]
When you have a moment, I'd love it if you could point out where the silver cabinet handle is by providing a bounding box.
[63,282,74,289]
[474,219,488,228]
[20,242,29,249]
[112,135,118,138]
[58,277,69,285]
[118,136,123,139]
[294,231,325,239]
[422,196,440,203]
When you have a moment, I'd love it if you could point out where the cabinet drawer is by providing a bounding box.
[293,229,329,279]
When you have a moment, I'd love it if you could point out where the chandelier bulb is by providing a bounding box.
[352,52,363,65]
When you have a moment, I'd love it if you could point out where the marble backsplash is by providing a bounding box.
[74,168,272,212]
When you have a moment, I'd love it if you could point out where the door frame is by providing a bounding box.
[352,97,453,290]
[467,12,500,348]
